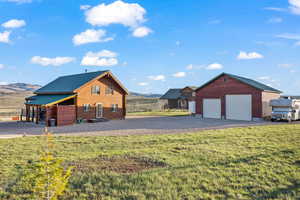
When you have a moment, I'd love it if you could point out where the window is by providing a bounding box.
[106,83,114,95]
[83,104,90,112]
[111,104,118,112]
[91,85,100,95]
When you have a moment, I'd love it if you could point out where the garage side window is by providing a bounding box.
[83,104,90,112]
[91,85,100,95]
[111,104,118,112]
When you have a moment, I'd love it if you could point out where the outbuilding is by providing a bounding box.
[195,73,282,121]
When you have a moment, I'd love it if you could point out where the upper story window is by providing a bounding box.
[105,83,114,95]
[91,85,100,95]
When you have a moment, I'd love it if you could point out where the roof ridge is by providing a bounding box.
[196,72,281,93]
[58,70,110,78]
[225,73,281,92]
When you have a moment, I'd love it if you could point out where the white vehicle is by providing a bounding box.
[270,98,300,122]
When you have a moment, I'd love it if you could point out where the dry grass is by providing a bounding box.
[0,92,32,120]
[0,125,300,199]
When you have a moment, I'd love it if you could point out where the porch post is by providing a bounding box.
[31,106,35,122]
[35,105,39,124]
[26,104,30,122]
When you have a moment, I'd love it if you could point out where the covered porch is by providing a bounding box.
[25,94,76,126]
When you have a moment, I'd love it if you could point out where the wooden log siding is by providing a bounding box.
[57,105,76,126]
[46,105,57,126]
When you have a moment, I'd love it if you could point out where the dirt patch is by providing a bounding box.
[70,155,167,174]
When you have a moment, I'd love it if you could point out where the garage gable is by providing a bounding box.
[196,73,281,94]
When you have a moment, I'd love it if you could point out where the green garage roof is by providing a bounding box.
[35,70,108,94]
[26,94,75,105]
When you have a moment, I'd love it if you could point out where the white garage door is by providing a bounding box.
[226,95,252,121]
[203,99,221,119]
[188,101,196,114]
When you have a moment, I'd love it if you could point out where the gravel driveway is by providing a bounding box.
[0,116,276,138]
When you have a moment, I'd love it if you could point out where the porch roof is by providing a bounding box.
[25,94,76,106]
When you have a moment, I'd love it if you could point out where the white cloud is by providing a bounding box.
[279,63,293,68]
[206,63,223,70]
[257,76,279,87]
[237,51,264,60]
[0,31,11,43]
[258,76,271,81]
[148,75,165,81]
[3,0,32,3]
[2,19,26,29]
[255,41,283,47]
[73,29,113,46]
[132,26,152,37]
[81,50,118,67]
[85,0,146,28]
[80,5,91,10]
[186,64,205,70]
[264,7,286,12]
[138,82,149,86]
[31,56,75,66]
[175,41,181,46]
[267,17,283,24]
[289,0,300,15]
[276,33,300,40]
[0,64,4,69]
[187,63,222,70]
[276,33,300,46]
[186,64,194,70]
[0,81,8,85]
[172,72,186,78]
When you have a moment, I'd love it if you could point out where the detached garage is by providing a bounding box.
[196,73,282,121]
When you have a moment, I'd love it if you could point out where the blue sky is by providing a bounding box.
[0,0,300,94]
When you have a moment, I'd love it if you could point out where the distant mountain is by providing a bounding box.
[129,92,162,98]
[0,82,162,98]
[0,83,41,94]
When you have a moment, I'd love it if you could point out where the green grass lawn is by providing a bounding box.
[127,110,190,117]
[1,125,300,199]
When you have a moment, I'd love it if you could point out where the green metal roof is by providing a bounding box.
[196,73,282,93]
[25,94,75,105]
[160,89,183,100]
[35,70,108,94]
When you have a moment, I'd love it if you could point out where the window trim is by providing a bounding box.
[91,85,100,95]
[83,104,90,112]
[111,104,118,112]
[105,83,114,95]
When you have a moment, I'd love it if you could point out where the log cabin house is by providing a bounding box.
[25,70,128,126]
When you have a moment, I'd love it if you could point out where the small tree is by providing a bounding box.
[12,128,72,200]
